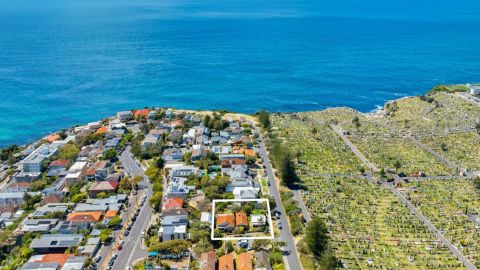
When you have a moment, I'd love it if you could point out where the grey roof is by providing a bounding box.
[30,234,83,249]
[255,250,272,270]
[21,262,59,270]
[74,203,108,212]
[161,215,188,226]
[61,256,87,270]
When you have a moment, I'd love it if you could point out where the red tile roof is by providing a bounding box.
[67,211,103,222]
[162,198,184,210]
[236,252,253,270]
[221,158,247,168]
[235,212,248,227]
[216,214,235,228]
[32,254,74,266]
[89,181,118,191]
[200,251,216,270]
[96,126,108,134]
[50,159,69,168]
[218,253,234,270]
[134,109,149,117]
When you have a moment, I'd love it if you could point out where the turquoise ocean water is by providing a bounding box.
[0,0,479,146]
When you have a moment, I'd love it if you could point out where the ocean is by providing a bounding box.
[0,0,479,146]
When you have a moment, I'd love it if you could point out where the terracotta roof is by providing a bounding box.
[47,134,60,143]
[41,194,64,205]
[163,198,184,210]
[7,182,32,189]
[50,159,69,168]
[216,214,235,228]
[32,253,74,266]
[67,211,103,222]
[218,253,234,270]
[221,158,247,167]
[200,251,216,270]
[236,252,253,270]
[96,126,108,134]
[85,168,97,176]
[134,109,149,117]
[238,148,255,157]
[170,120,184,127]
[103,210,118,221]
[235,212,248,227]
[89,181,119,191]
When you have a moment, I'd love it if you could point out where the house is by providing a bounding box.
[221,158,247,168]
[160,208,189,218]
[21,218,59,233]
[162,148,183,161]
[65,172,84,187]
[66,211,103,223]
[0,192,35,206]
[22,144,58,173]
[32,203,72,218]
[86,161,112,180]
[227,178,254,192]
[74,203,108,212]
[160,215,188,241]
[40,193,65,206]
[469,84,480,96]
[21,262,59,270]
[30,234,83,254]
[96,126,108,134]
[162,198,184,211]
[105,138,120,149]
[117,111,133,122]
[49,159,69,170]
[26,253,74,268]
[78,237,100,256]
[200,251,216,270]
[105,173,122,182]
[211,146,231,155]
[233,187,259,200]
[60,256,87,270]
[103,209,119,221]
[170,166,198,180]
[251,214,267,227]
[236,252,253,270]
[236,212,249,229]
[218,253,234,270]
[6,182,32,193]
[53,221,91,234]
[165,184,189,199]
[216,214,235,231]
[134,109,150,118]
[191,147,208,161]
[142,134,159,149]
[88,181,118,198]
[200,212,212,224]
[188,195,205,210]
[254,251,272,270]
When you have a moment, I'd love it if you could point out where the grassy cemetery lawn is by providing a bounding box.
[303,176,464,269]
[271,113,363,175]
[420,132,480,171]
[400,179,480,267]
[380,93,480,134]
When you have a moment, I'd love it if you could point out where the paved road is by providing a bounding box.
[330,124,478,270]
[454,92,480,107]
[110,147,153,270]
[253,124,303,270]
[388,183,477,270]
[330,124,379,172]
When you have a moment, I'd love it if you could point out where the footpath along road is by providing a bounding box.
[252,123,303,270]
[110,147,153,270]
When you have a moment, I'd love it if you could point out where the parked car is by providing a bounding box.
[94,256,101,263]
[117,245,123,250]
[124,230,130,236]
[112,253,118,259]
[277,221,282,229]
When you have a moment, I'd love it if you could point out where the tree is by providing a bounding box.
[311,127,318,138]
[99,229,112,243]
[108,216,122,229]
[155,157,165,169]
[352,116,361,130]
[96,192,108,199]
[149,191,163,212]
[394,160,402,174]
[59,143,80,161]
[257,110,271,130]
[102,148,116,160]
[305,217,329,257]
[119,177,132,193]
